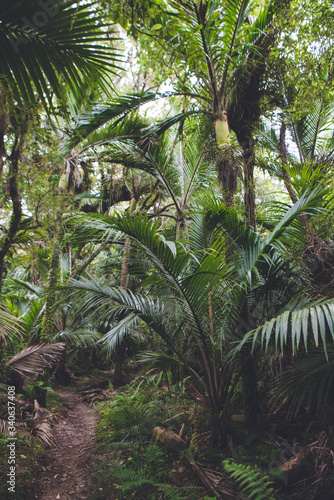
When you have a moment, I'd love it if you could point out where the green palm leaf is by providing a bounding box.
[64,92,176,153]
[0,0,120,110]
[271,348,334,418]
[240,299,334,357]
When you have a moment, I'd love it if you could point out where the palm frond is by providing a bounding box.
[57,328,101,348]
[271,348,334,418]
[66,276,177,349]
[0,305,23,341]
[239,299,334,358]
[0,0,120,110]
[6,343,65,379]
[31,419,55,447]
[64,92,173,153]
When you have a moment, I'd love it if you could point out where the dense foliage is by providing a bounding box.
[0,0,333,498]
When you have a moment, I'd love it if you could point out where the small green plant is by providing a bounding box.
[222,459,276,500]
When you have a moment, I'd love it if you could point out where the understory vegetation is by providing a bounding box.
[1,0,334,498]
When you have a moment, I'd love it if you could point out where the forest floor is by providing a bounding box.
[34,387,99,500]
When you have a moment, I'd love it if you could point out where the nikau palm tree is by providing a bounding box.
[67,180,334,447]
[65,0,283,226]
[164,0,277,223]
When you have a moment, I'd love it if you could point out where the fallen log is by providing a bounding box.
[279,448,313,484]
[153,426,234,499]
[153,426,188,451]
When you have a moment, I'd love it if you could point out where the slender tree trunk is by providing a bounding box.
[237,300,261,424]
[0,132,6,180]
[214,110,238,207]
[279,122,312,232]
[236,132,256,228]
[211,409,227,450]
[71,243,106,279]
[37,214,62,406]
[41,220,61,341]
[279,122,298,204]
[217,152,238,207]
[113,237,131,388]
[0,87,9,180]
[114,198,136,388]
[0,133,24,293]
[241,354,261,425]
[113,341,126,388]
[120,237,131,289]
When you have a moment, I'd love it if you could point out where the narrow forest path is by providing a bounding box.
[35,387,99,500]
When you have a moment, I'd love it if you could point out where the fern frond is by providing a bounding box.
[222,460,276,499]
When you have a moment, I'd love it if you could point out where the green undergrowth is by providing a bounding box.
[0,434,45,499]
[87,373,291,499]
[88,375,207,499]
[46,389,64,412]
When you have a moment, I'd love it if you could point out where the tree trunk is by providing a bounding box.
[217,152,238,207]
[114,198,136,387]
[113,341,126,388]
[113,237,131,387]
[120,237,131,289]
[36,214,61,406]
[237,303,261,424]
[235,132,256,228]
[279,122,298,204]
[211,409,227,450]
[41,227,61,341]
[0,134,24,293]
[241,354,261,425]
[214,111,238,207]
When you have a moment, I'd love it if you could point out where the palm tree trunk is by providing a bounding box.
[120,237,131,289]
[279,122,298,204]
[236,133,256,228]
[113,341,126,388]
[217,153,238,207]
[113,238,131,388]
[114,198,136,388]
[238,302,261,424]
[214,112,238,207]
[241,354,261,425]
[37,215,61,406]
[41,222,61,341]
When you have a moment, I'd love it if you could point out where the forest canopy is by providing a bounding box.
[0,0,334,498]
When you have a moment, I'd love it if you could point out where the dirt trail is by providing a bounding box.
[35,388,98,500]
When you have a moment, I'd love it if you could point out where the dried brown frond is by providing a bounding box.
[31,420,55,447]
[6,343,65,379]
[0,418,8,434]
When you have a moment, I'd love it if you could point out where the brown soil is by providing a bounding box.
[34,388,98,500]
